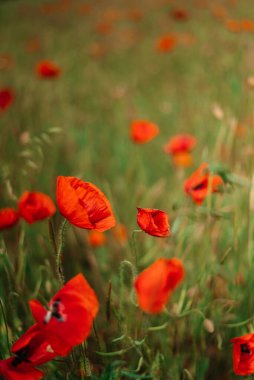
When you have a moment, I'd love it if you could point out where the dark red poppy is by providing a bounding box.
[56,176,116,232]
[18,191,56,224]
[137,207,170,237]
[130,120,159,144]
[134,257,184,314]
[0,208,20,230]
[0,324,55,380]
[184,163,223,205]
[0,359,43,380]
[156,34,177,53]
[170,8,189,21]
[29,273,99,356]
[232,333,254,375]
[0,88,14,113]
[36,60,61,78]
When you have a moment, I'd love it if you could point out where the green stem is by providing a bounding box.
[0,297,10,352]
[56,219,67,285]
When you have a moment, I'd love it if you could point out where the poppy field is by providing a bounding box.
[2,0,254,379]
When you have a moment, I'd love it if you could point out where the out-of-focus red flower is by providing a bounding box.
[130,120,159,144]
[29,273,99,356]
[170,8,189,21]
[211,4,228,21]
[134,257,184,314]
[18,191,56,224]
[0,208,20,230]
[87,230,106,247]
[164,134,197,168]
[232,333,254,375]
[95,22,113,35]
[0,324,55,380]
[241,19,254,32]
[0,88,14,113]
[225,19,241,32]
[184,163,223,205]
[56,176,116,232]
[137,207,170,237]
[164,134,197,155]
[36,60,61,79]
[112,223,128,244]
[156,34,177,53]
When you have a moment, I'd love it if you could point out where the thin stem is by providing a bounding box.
[56,219,67,285]
[0,297,10,352]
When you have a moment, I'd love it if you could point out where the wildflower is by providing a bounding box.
[18,191,56,223]
[56,176,116,231]
[137,207,170,237]
[0,324,55,380]
[184,163,223,205]
[29,273,99,356]
[0,208,20,230]
[36,60,61,78]
[134,258,184,314]
[232,334,254,375]
[156,34,177,53]
[130,120,159,144]
[0,88,14,113]
[87,230,106,247]
[164,134,197,167]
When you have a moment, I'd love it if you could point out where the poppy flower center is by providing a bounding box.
[192,179,208,191]
[44,298,66,323]
[241,343,252,355]
[11,348,30,367]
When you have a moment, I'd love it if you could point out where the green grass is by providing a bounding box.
[1,0,254,378]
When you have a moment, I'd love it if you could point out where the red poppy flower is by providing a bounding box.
[164,134,197,168]
[184,163,223,205]
[232,333,254,375]
[0,324,55,380]
[0,208,20,230]
[134,257,184,314]
[0,359,43,380]
[164,134,197,155]
[130,120,159,144]
[0,88,14,112]
[137,207,170,237]
[56,176,116,232]
[87,230,106,247]
[18,191,56,224]
[29,273,99,356]
[156,34,177,53]
[36,60,61,78]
